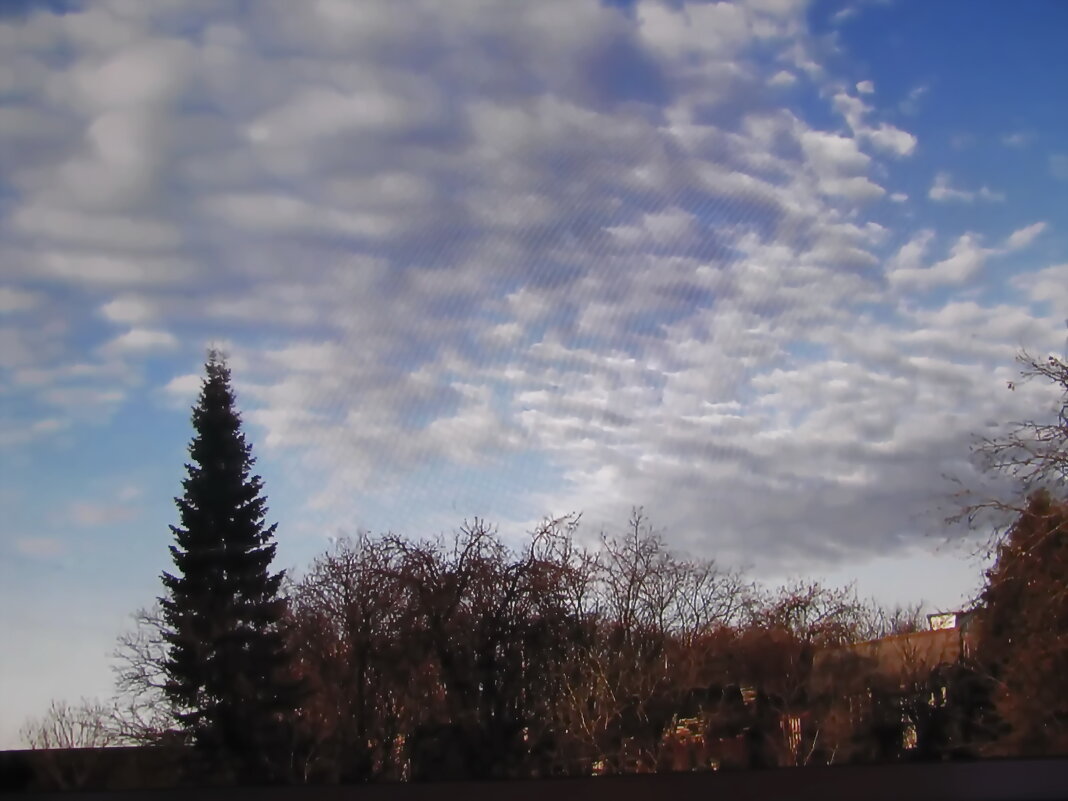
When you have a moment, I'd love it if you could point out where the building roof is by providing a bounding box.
[811,625,975,693]
[847,628,962,676]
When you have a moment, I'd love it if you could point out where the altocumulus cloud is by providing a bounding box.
[0,0,1065,575]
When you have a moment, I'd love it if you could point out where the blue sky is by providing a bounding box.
[2,0,1067,747]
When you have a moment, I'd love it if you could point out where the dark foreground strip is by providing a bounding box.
[15,759,1068,801]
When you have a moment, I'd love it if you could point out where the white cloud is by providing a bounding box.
[0,417,71,447]
[1013,263,1068,312]
[888,229,935,272]
[70,38,196,112]
[922,234,988,285]
[1001,132,1031,148]
[800,129,870,173]
[480,322,524,348]
[796,128,886,199]
[205,193,402,239]
[0,0,1063,583]
[246,84,438,147]
[22,252,197,287]
[502,289,1066,567]
[636,1,754,59]
[1004,221,1047,251]
[888,232,989,291]
[832,91,866,131]
[832,91,916,156]
[831,6,859,24]
[887,223,1047,295]
[99,328,178,355]
[820,175,886,200]
[162,372,203,401]
[867,124,916,157]
[11,205,181,251]
[98,294,159,325]
[421,383,525,465]
[928,172,1005,203]
[608,207,698,247]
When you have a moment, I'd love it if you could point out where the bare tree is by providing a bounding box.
[554,509,757,774]
[287,532,416,783]
[668,557,750,646]
[110,605,179,746]
[390,517,585,779]
[21,699,119,750]
[860,601,927,641]
[752,580,871,648]
[981,352,1068,489]
[953,351,1068,550]
[19,699,121,790]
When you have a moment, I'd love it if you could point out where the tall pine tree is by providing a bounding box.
[160,349,301,784]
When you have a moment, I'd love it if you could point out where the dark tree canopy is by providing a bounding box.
[159,349,301,783]
[963,352,1068,755]
[973,490,1068,755]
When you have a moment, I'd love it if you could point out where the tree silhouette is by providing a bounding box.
[159,349,302,784]
[974,490,1068,755]
[963,351,1068,755]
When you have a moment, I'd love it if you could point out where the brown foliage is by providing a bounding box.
[99,505,1012,782]
[973,490,1068,755]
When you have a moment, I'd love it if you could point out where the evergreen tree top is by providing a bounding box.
[162,346,282,597]
[158,347,301,779]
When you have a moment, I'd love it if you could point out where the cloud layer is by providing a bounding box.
[1,0,1064,577]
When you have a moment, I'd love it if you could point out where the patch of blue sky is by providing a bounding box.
[9,391,185,491]
[2,465,179,607]
[0,0,79,23]
[9,386,353,600]
[597,0,641,17]
[830,5,1068,187]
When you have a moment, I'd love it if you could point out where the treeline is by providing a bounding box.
[277,513,932,780]
[16,350,1068,788]
[278,513,984,780]
[39,510,989,784]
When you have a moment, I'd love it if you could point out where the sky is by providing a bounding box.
[1,0,1067,748]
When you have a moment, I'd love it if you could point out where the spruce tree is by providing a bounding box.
[160,349,300,783]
